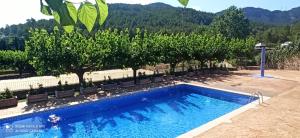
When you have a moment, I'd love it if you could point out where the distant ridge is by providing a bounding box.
[104,3,214,33]
[106,2,300,27]
[242,7,300,25]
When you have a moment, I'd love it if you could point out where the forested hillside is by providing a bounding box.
[104,3,214,33]
[243,7,300,25]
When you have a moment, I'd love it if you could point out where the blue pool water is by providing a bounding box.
[0,84,257,138]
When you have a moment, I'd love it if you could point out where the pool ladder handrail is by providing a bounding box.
[249,91,264,104]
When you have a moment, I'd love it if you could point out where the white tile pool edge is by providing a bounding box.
[177,82,270,138]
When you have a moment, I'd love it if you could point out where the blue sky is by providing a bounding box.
[0,0,300,28]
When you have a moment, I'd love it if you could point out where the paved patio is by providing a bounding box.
[0,69,300,137]
[195,70,300,137]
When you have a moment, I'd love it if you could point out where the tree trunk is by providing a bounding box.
[75,71,85,87]
[200,61,204,70]
[170,63,176,75]
[199,61,205,74]
[181,62,185,72]
[133,68,137,84]
[17,65,23,78]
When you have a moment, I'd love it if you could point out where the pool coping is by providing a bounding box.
[177,82,270,138]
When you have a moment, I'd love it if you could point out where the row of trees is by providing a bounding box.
[0,50,27,76]
[25,28,256,85]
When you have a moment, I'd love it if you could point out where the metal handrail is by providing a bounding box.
[249,91,264,104]
[256,91,264,104]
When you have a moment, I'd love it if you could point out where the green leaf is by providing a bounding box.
[65,1,77,23]
[45,0,74,26]
[53,11,60,24]
[96,0,108,26]
[54,26,59,32]
[78,2,97,32]
[45,0,63,11]
[178,0,189,7]
[63,25,74,33]
[40,0,52,16]
[57,4,75,26]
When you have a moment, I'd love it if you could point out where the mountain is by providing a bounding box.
[242,7,300,25]
[104,3,214,33]
[106,3,300,27]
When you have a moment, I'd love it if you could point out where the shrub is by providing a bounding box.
[58,80,63,91]
[0,88,14,100]
[38,84,44,94]
[57,80,70,91]
[28,85,39,95]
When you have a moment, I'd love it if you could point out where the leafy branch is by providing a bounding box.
[40,0,108,32]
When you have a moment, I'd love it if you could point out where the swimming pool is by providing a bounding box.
[0,84,258,138]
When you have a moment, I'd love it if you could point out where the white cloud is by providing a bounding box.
[107,0,154,5]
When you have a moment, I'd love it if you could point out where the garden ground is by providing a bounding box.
[0,69,300,137]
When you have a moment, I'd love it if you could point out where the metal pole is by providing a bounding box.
[261,47,266,77]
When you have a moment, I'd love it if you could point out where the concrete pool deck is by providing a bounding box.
[0,69,300,137]
[195,70,300,138]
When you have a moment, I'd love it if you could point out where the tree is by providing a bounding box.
[12,51,27,76]
[26,29,110,86]
[123,29,156,83]
[211,6,250,39]
[157,33,188,74]
[0,50,27,77]
[201,34,228,68]
[190,34,226,69]
[100,29,131,69]
[228,37,256,66]
[190,33,207,69]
